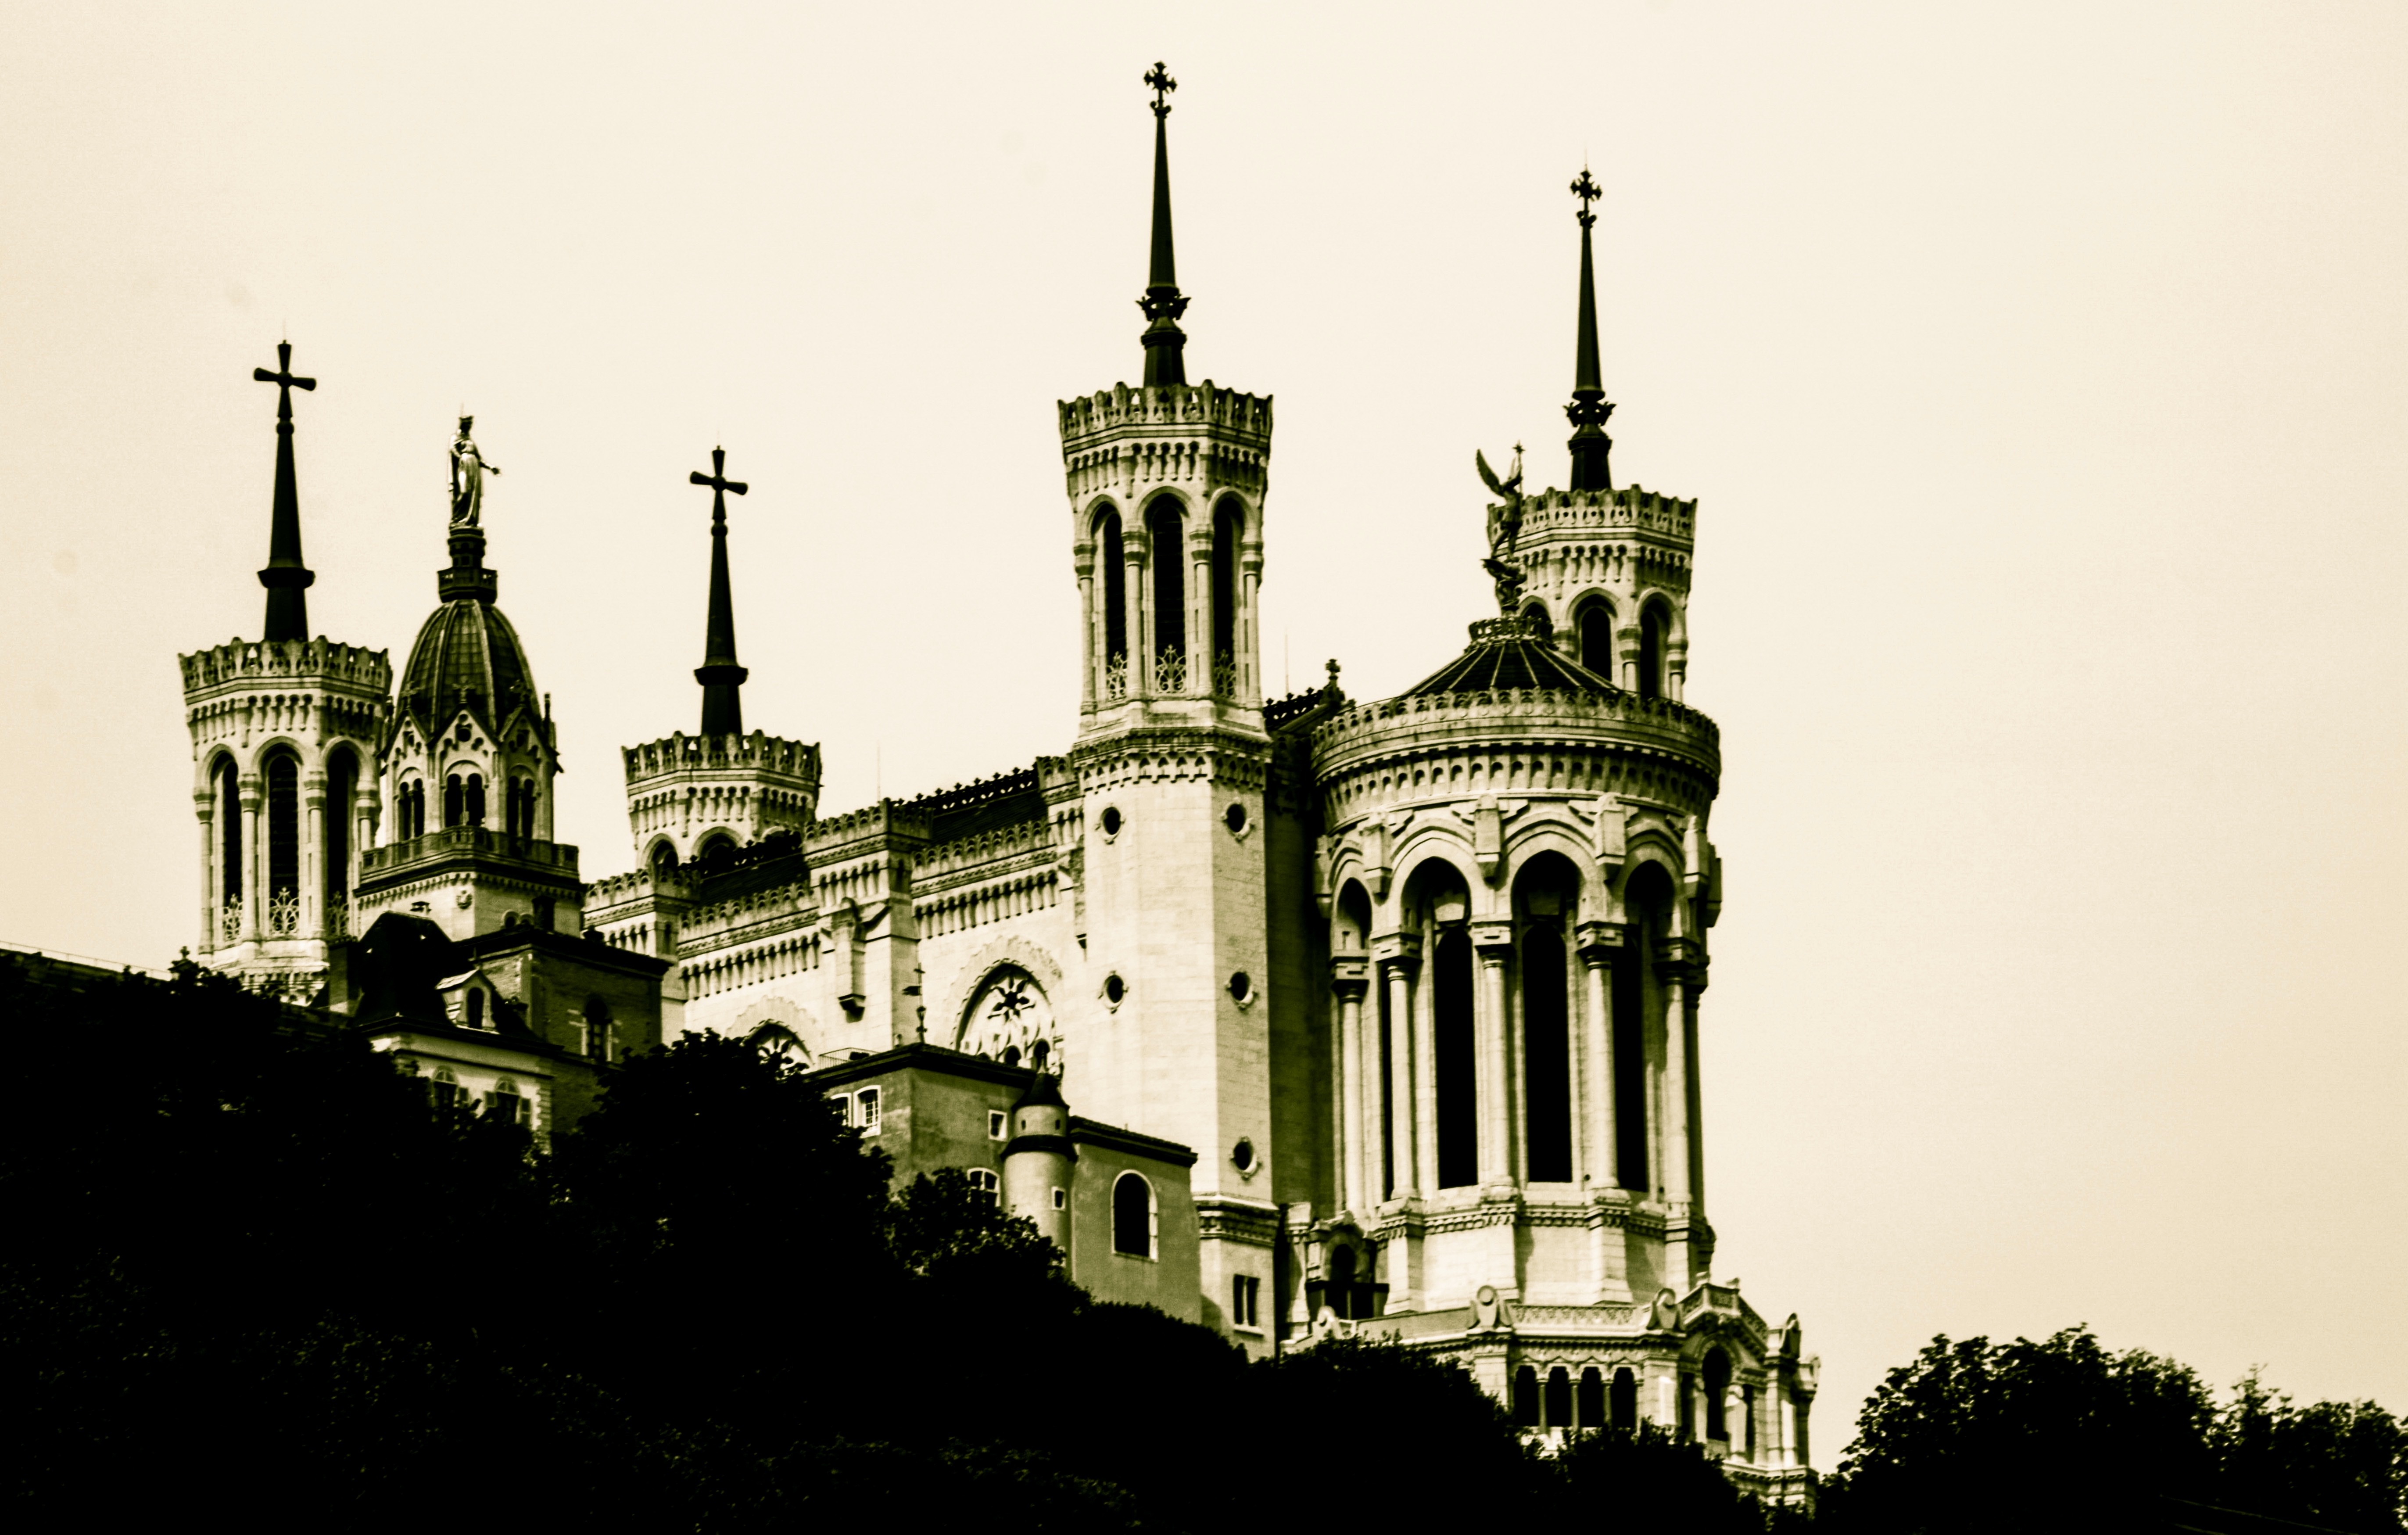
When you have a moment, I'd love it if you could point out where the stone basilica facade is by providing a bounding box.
[174,79,1815,1497]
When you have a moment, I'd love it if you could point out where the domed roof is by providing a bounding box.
[398,597,538,731]
[1404,617,1617,698]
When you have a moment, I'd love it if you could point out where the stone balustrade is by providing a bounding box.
[623,730,821,784]
[1057,380,1274,444]
[179,637,392,696]
[1314,686,1721,782]
[361,828,580,878]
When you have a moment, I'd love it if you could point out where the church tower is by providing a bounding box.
[179,343,391,1001]
[1057,64,1282,1344]
[351,419,583,941]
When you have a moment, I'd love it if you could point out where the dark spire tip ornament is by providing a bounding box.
[252,339,318,641]
[690,445,751,735]
[1145,61,1176,118]
[1136,61,1189,386]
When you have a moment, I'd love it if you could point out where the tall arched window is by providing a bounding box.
[264,750,300,935]
[1545,1366,1573,1429]
[1616,862,1677,1191]
[1576,597,1616,678]
[1210,497,1242,696]
[1611,1367,1638,1431]
[1111,1171,1155,1258]
[1521,922,1573,1183]
[325,748,356,921]
[1578,1366,1606,1428]
[443,774,465,829]
[1146,496,1185,692]
[1512,1366,1541,1427]
[1703,1347,1732,1440]
[1328,1245,1358,1320]
[1638,599,1670,699]
[214,757,241,917]
[1098,506,1128,699]
[1433,925,1477,1189]
[398,778,426,840]
[465,987,485,1028]
[583,995,614,1061]
[465,772,486,827]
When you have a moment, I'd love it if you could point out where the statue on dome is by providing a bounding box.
[1476,444,1526,615]
[449,415,501,527]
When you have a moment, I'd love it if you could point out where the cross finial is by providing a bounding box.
[1571,167,1600,231]
[1145,61,1176,119]
[689,445,749,527]
[252,340,316,426]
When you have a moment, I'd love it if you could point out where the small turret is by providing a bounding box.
[1002,1069,1077,1253]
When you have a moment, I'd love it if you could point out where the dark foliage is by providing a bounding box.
[1553,1421,1777,1531]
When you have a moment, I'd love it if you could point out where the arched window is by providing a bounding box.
[1615,862,1677,1191]
[505,776,535,839]
[1512,1366,1541,1427]
[443,774,465,829]
[1576,597,1616,678]
[1578,1367,1606,1428]
[749,1022,804,1064]
[465,772,486,827]
[1433,925,1477,1189]
[487,1077,528,1126]
[1111,1171,1155,1258]
[465,987,485,1028]
[1521,602,1554,642]
[1518,855,1578,1184]
[1703,1347,1731,1441]
[1146,496,1185,691]
[398,778,426,840]
[696,831,736,868]
[263,751,301,936]
[325,748,356,915]
[1328,1245,1358,1320]
[649,839,679,875]
[1611,1367,1638,1431]
[428,1066,461,1114]
[1545,1366,1573,1429]
[1638,599,1670,699]
[214,757,242,915]
[1098,506,1128,697]
[1210,497,1242,696]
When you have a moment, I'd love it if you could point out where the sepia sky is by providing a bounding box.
[4,3,2404,1438]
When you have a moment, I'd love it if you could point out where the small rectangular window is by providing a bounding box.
[967,1169,999,1206]
[831,1091,852,1125]
[989,1109,1008,1140]
[1051,1187,1066,1210]
[1233,1275,1261,1331]
[857,1086,881,1133]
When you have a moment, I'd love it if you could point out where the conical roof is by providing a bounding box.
[1404,617,1618,698]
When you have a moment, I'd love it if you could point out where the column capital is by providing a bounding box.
[236,777,263,810]
[1575,920,1626,963]
[1329,955,1370,1000]
[1370,930,1422,971]
[192,791,216,820]
[1656,936,1707,985]
[1469,919,1516,956]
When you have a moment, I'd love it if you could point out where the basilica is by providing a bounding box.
[173,70,1817,1499]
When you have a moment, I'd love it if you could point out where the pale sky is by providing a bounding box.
[4,3,2403,1438]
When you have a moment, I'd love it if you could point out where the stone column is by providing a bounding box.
[1661,943,1698,1208]
[1577,922,1622,1190]
[301,771,326,938]
[1190,539,1210,699]
[1378,940,1421,1201]
[1667,639,1689,703]
[1616,625,1642,693]
[194,792,216,951]
[1333,959,1369,1215]
[1413,930,1440,1195]
[1125,541,1149,701]
[1240,554,1263,704]
[238,774,263,943]
[1471,921,1515,1188]
[1073,542,1096,710]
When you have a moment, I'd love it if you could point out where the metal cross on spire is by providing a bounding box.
[254,340,317,424]
[1145,61,1176,118]
[1571,167,1601,230]
[689,445,749,523]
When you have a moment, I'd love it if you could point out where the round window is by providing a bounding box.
[1228,971,1252,1002]
[1104,973,1126,1005]
[1224,802,1248,834]
[1232,1137,1256,1172]
[1100,806,1123,837]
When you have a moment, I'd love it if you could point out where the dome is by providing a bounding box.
[398,596,539,733]
[1403,616,1617,698]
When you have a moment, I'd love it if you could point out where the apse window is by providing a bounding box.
[989,1110,1008,1140]
[967,1169,999,1206]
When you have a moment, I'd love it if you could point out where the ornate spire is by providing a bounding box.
[689,446,750,735]
[1137,61,1190,387]
[1565,168,1615,493]
[251,341,317,642]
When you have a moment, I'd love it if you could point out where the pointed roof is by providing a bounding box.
[1013,1068,1068,1113]
[1405,617,1618,699]
[252,341,318,642]
[1137,61,1190,387]
[1565,169,1615,493]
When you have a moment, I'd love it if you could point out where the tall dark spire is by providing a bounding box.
[689,446,750,736]
[252,341,318,641]
[1565,169,1616,493]
[1137,61,1190,387]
